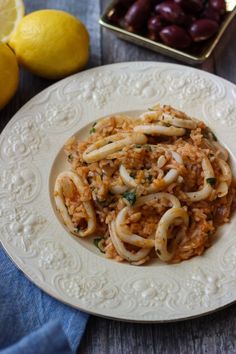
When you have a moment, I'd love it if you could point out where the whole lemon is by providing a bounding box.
[0,42,19,109]
[9,9,89,79]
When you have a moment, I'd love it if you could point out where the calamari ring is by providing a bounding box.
[134,124,186,136]
[140,111,197,129]
[119,151,183,193]
[159,113,197,129]
[134,192,181,208]
[115,193,181,248]
[83,132,147,163]
[216,158,232,198]
[54,171,96,237]
[116,207,155,248]
[155,207,189,262]
[185,156,215,202]
[109,222,151,264]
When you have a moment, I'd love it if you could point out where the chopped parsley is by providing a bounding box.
[144,144,152,152]
[135,144,142,148]
[93,238,105,253]
[107,141,113,144]
[89,127,96,134]
[206,177,216,185]
[92,122,97,127]
[148,108,154,111]
[123,191,136,205]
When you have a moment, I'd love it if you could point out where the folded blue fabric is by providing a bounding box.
[0,247,89,354]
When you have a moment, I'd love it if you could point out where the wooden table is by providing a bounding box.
[1,1,236,353]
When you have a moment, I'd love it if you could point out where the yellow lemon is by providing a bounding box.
[0,0,24,43]
[0,42,19,109]
[9,9,89,79]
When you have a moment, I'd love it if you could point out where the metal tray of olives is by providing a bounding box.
[99,0,236,64]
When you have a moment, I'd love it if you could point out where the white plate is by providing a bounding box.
[1,62,236,322]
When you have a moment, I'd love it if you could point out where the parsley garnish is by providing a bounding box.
[144,144,152,152]
[92,122,97,127]
[135,144,142,148]
[89,127,96,134]
[93,238,105,253]
[123,191,136,205]
[206,177,216,185]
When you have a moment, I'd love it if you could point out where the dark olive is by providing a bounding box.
[201,6,221,23]
[174,0,204,14]
[209,0,226,15]
[155,1,187,24]
[151,0,164,4]
[148,15,164,40]
[148,15,164,32]
[124,0,151,31]
[106,3,127,25]
[189,19,219,41]
[182,14,196,28]
[160,25,192,48]
[117,0,136,8]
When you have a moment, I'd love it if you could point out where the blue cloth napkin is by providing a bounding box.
[0,247,89,354]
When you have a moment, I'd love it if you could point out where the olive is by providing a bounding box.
[209,0,226,15]
[160,25,192,48]
[174,0,204,14]
[124,0,151,31]
[155,1,187,24]
[106,3,127,25]
[182,14,196,28]
[151,0,164,4]
[189,19,219,41]
[117,0,135,7]
[201,6,221,23]
[148,15,164,40]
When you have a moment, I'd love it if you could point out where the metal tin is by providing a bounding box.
[99,1,236,65]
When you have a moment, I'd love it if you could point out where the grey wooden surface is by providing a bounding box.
[1,0,236,353]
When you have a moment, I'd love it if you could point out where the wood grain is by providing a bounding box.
[1,1,236,354]
[78,304,236,354]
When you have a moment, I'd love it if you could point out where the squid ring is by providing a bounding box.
[116,207,155,248]
[216,158,232,198]
[109,222,151,264]
[155,207,189,262]
[54,171,96,237]
[83,132,147,163]
[185,156,215,202]
[119,151,183,193]
[134,124,186,136]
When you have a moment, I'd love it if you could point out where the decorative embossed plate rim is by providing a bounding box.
[1,62,236,322]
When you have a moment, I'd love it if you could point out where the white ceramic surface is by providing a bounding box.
[1,62,236,322]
